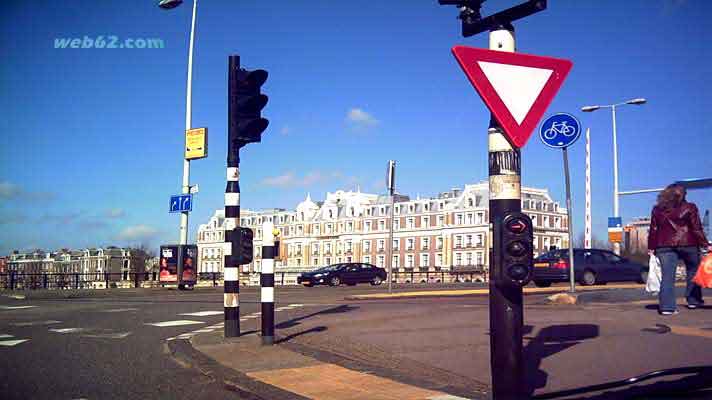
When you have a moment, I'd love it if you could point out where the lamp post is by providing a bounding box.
[159,0,197,245]
[581,98,646,254]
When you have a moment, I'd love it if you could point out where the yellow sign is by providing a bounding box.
[185,127,208,160]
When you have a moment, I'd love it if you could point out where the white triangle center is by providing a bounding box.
[477,61,553,125]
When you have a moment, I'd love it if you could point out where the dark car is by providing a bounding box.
[297,263,387,287]
[532,248,648,287]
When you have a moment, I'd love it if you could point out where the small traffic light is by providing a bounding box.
[228,55,269,148]
[233,227,254,265]
[493,212,534,287]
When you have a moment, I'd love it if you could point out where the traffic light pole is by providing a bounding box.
[224,56,242,338]
[487,24,525,400]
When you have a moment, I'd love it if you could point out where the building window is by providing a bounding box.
[476,252,483,265]
[424,203,429,211]
[393,219,400,230]
[477,212,484,224]
[364,255,371,263]
[395,205,400,215]
[438,215,445,226]
[393,255,399,268]
[347,221,353,232]
[377,255,385,268]
[406,238,415,251]
[409,204,414,213]
[346,241,353,253]
[465,235,473,247]
[437,237,443,250]
[393,238,400,251]
[468,198,474,207]
[555,217,561,228]
[407,218,414,229]
[421,254,430,268]
[455,253,462,266]
[467,213,474,225]
[377,240,385,252]
[379,220,386,231]
[455,235,463,249]
[325,257,331,265]
[406,254,414,268]
[326,224,333,234]
[544,216,550,228]
[312,243,319,255]
[436,253,443,267]
[363,240,371,253]
[325,243,332,254]
[312,258,318,265]
[456,214,463,225]
[365,221,371,232]
[466,252,473,266]
[423,216,430,227]
[476,234,484,247]
[421,237,430,250]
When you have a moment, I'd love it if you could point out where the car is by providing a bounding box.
[297,263,387,287]
[531,248,648,287]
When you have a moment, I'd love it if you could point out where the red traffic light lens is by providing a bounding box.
[506,218,528,234]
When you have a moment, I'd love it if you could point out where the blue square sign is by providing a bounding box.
[169,194,193,213]
[608,217,622,228]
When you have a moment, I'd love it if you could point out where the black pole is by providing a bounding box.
[224,55,242,338]
[487,23,524,399]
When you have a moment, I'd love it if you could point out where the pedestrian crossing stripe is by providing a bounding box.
[146,320,205,327]
[50,328,85,334]
[179,311,223,317]
[12,320,62,327]
[0,334,13,339]
[0,339,29,347]
[0,305,38,310]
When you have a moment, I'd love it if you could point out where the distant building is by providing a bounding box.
[197,181,569,285]
[704,209,710,240]
[7,247,145,279]
[0,257,6,274]
[624,217,651,254]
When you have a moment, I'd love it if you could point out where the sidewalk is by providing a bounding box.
[175,286,712,400]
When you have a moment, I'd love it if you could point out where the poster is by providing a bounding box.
[159,245,179,282]
[180,245,197,285]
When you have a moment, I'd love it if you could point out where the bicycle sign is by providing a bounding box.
[539,113,581,148]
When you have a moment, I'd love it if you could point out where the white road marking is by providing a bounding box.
[190,329,215,334]
[428,395,472,400]
[0,334,13,339]
[12,320,62,327]
[101,308,138,313]
[50,328,85,334]
[0,339,29,347]
[287,304,304,307]
[179,311,223,317]
[0,305,38,310]
[81,332,132,339]
[146,320,205,327]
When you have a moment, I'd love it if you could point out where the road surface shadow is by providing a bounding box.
[275,326,328,344]
[275,304,358,330]
[524,324,600,396]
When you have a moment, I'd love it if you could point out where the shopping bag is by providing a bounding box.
[645,255,661,294]
[692,252,712,289]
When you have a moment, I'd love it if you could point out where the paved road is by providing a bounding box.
[0,284,453,400]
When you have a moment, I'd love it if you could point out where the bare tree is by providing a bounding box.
[574,232,612,250]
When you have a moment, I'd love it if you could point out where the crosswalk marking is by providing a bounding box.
[179,311,223,317]
[0,334,13,339]
[146,320,204,327]
[0,305,38,310]
[101,308,138,313]
[12,320,62,327]
[0,339,29,347]
[50,328,85,334]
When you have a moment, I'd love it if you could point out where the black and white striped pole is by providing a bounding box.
[223,152,241,338]
[260,221,276,345]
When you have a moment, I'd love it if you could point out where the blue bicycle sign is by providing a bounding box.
[539,113,581,148]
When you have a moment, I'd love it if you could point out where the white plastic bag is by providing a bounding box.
[646,255,662,294]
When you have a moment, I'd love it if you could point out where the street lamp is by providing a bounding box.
[159,0,197,245]
[581,98,647,255]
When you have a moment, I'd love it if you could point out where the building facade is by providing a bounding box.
[624,217,651,254]
[6,247,145,278]
[197,182,569,285]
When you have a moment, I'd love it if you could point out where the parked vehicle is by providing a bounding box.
[532,248,648,287]
[297,263,387,287]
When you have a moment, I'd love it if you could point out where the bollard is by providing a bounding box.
[74,273,80,289]
[9,272,15,290]
[261,221,277,345]
[134,272,139,288]
[105,272,109,289]
[43,274,48,289]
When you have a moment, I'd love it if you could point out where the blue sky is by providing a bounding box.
[1,0,711,254]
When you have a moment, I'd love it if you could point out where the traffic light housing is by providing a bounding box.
[493,211,534,287]
[233,227,254,265]
[228,55,269,149]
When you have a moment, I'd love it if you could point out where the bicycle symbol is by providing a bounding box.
[543,121,576,140]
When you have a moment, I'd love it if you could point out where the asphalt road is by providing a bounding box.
[0,283,457,400]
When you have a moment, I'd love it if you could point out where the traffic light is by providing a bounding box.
[228,55,269,149]
[493,211,534,287]
[233,227,254,265]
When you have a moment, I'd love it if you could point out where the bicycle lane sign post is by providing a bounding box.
[540,113,581,293]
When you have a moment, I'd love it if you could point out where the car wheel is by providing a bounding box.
[581,270,597,286]
[534,281,552,288]
[638,270,648,284]
[329,276,341,286]
[371,276,383,286]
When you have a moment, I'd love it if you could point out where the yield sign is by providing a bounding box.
[452,46,573,148]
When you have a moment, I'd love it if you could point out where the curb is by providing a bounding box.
[165,338,309,400]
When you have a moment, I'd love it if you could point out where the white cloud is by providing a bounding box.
[105,208,126,219]
[261,171,336,188]
[346,108,379,129]
[0,182,21,199]
[116,225,160,241]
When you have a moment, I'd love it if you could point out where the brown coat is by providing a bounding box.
[648,202,709,250]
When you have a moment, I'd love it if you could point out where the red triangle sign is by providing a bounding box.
[452,46,573,148]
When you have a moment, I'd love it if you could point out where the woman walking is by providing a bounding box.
[648,184,711,315]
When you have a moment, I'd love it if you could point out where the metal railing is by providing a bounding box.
[0,271,226,291]
[390,270,488,284]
